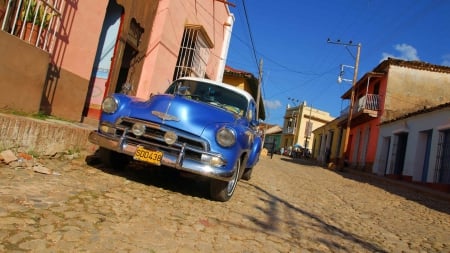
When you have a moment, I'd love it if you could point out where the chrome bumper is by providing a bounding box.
[88,131,233,181]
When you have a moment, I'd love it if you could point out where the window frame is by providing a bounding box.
[173,25,213,80]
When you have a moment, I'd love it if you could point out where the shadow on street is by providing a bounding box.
[239,181,388,253]
[86,154,211,200]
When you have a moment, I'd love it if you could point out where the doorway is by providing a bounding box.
[379,136,390,175]
[115,42,138,93]
[419,130,432,182]
[393,132,408,175]
[84,0,123,119]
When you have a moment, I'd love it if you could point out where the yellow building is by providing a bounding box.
[312,118,347,167]
[281,101,334,154]
[223,66,266,120]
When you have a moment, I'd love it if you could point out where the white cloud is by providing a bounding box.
[264,99,282,110]
[441,54,450,66]
[381,43,420,62]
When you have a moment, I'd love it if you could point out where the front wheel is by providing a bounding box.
[209,158,241,202]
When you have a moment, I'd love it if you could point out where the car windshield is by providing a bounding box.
[166,80,248,116]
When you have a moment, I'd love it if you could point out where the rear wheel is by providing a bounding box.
[209,158,241,202]
[98,147,131,170]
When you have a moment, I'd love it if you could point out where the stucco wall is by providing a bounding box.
[374,106,450,184]
[0,31,49,113]
[384,66,450,122]
[42,68,89,122]
[312,119,345,165]
[281,104,334,151]
[43,1,108,122]
[53,1,108,78]
[138,0,232,98]
[347,116,380,171]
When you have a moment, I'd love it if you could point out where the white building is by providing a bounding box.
[373,103,450,191]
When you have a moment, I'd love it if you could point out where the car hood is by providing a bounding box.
[126,94,237,136]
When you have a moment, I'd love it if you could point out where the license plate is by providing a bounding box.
[133,146,163,166]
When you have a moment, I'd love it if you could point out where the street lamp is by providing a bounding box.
[327,38,361,170]
[337,64,354,84]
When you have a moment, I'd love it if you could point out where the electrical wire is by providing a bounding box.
[240,0,259,70]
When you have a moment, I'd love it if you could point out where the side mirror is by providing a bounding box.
[250,119,259,127]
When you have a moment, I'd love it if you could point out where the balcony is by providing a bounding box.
[283,127,296,135]
[340,94,380,118]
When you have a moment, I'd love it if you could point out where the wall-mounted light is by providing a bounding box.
[337,64,355,84]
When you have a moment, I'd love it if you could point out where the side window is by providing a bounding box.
[173,26,213,80]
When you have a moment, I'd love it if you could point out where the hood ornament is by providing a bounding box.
[152,111,179,121]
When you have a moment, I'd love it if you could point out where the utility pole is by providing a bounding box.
[256,58,263,120]
[327,39,361,170]
[304,104,312,151]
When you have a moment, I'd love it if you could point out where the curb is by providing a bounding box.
[0,113,98,156]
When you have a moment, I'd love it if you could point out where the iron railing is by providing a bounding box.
[340,94,380,116]
[1,0,63,54]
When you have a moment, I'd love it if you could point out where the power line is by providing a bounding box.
[241,0,259,70]
[229,32,323,76]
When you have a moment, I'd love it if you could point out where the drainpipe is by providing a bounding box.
[215,14,234,82]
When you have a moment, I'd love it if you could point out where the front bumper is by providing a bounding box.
[88,131,233,181]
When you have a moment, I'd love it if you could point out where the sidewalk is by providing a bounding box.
[0,113,97,156]
[344,167,450,202]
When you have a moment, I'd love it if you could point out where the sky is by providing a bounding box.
[225,0,450,126]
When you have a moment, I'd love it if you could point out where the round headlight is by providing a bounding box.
[132,123,146,136]
[164,131,178,145]
[216,127,236,147]
[102,97,118,114]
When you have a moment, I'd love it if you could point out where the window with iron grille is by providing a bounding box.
[434,129,450,183]
[173,26,212,80]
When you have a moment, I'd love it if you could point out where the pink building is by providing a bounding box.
[0,0,234,123]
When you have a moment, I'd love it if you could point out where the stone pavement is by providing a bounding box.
[0,153,449,252]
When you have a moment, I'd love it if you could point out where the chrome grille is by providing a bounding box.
[115,117,208,158]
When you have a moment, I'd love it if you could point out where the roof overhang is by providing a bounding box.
[341,72,385,99]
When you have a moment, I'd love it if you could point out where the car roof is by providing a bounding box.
[176,77,255,103]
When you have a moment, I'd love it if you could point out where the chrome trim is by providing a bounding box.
[152,111,179,121]
[115,117,209,151]
[88,131,233,181]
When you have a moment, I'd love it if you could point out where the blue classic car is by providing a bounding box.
[88,77,262,201]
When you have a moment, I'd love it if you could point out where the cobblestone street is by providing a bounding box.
[0,153,449,252]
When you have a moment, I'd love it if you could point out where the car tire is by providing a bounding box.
[241,167,253,181]
[209,158,241,202]
[98,147,130,170]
